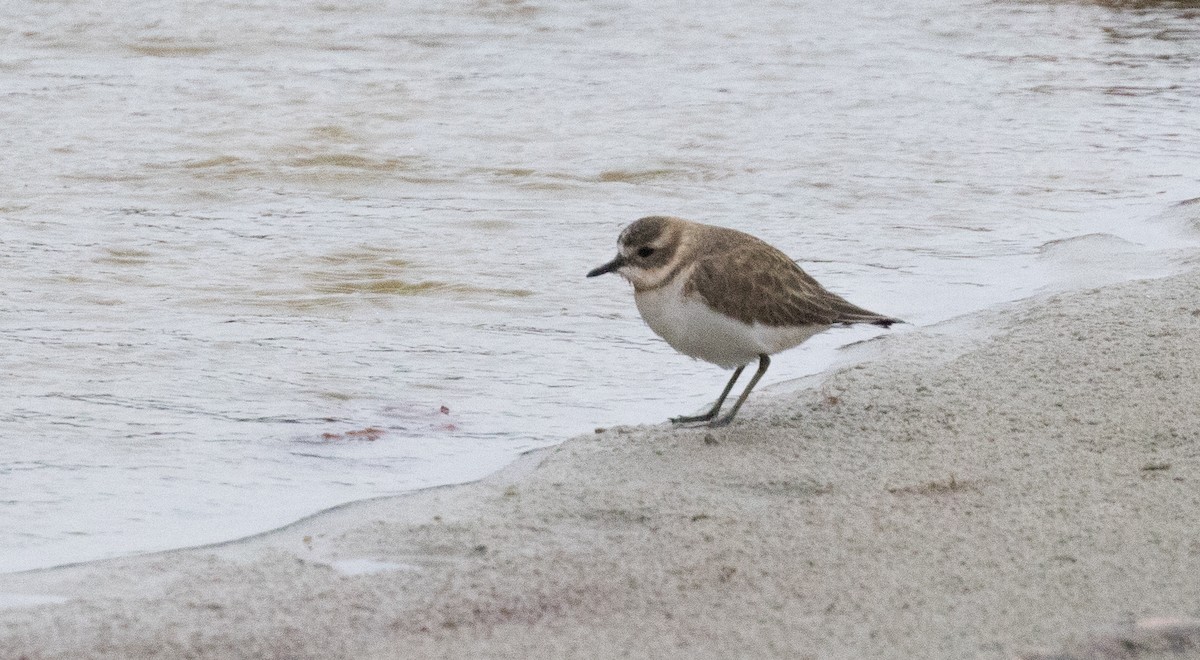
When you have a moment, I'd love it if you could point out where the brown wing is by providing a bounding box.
[685,238,897,328]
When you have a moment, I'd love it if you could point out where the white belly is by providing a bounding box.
[633,277,824,369]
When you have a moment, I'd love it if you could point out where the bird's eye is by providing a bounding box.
[637,247,655,258]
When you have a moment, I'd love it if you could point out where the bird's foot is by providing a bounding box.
[708,415,736,428]
[670,412,715,425]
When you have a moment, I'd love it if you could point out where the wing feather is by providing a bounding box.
[685,238,896,328]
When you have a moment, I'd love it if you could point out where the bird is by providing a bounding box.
[587,215,900,427]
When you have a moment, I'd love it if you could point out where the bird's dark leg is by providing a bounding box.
[710,354,770,427]
[670,364,745,424]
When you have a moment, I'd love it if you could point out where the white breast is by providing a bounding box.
[633,271,825,369]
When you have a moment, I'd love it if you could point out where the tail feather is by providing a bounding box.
[816,288,902,328]
[833,306,902,328]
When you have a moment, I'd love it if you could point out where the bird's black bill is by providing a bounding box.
[587,254,625,278]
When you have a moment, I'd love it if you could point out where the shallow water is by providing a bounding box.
[2,0,1199,572]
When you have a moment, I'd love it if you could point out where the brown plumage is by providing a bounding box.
[681,223,898,328]
[588,215,900,427]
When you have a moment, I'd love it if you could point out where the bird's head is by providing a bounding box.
[587,216,686,291]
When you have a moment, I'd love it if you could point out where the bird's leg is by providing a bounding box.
[670,365,745,424]
[710,354,770,428]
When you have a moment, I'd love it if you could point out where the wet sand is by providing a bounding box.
[3,270,1200,659]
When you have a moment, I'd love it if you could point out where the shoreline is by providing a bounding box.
[7,205,1198,580]
[4,270,1200,658]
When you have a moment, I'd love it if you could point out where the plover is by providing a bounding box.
[588,215,899,427]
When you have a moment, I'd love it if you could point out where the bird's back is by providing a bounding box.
[681,223,897,329]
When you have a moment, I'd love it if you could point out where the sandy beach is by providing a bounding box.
[3,268,1200,659]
